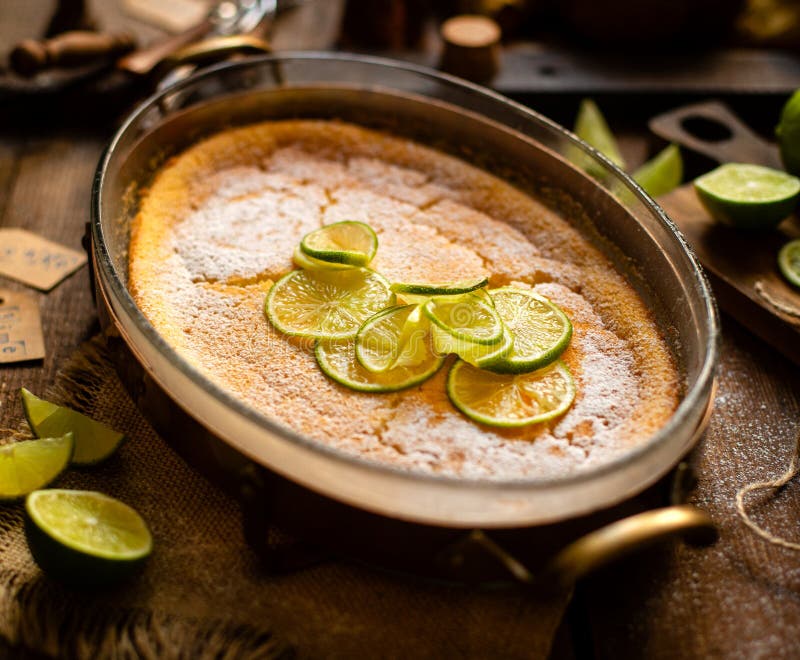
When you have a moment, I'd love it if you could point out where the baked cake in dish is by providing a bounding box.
[129,120,679,480]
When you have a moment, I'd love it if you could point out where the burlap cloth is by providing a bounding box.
[0,335,571,658]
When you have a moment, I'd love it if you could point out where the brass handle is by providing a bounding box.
[541,504,716,588]
[165,34,272,70]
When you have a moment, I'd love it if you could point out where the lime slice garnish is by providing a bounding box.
[632,144,683,198]
[25,489,152,586]
[779,239,800,288]
[694,163,800,230]
[422,292,504,346]
[574,98,626,170]
[316,339,443,393]
[430,323,513,367]
[293,246,355,272]
[776,89,800,177]
[390,277,489,298]
[0,434,73,500]
[299,221,378,267]
[447,359,576,427]
[21,389,124,466]
[265,269,394,340]
[355,304,431,373]
[483,287,573,374]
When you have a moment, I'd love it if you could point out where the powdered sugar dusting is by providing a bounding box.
[129,120,679,480]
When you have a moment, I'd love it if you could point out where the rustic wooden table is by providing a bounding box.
[2,2,800,658]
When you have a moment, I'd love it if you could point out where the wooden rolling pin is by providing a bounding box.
[9,31,136,77]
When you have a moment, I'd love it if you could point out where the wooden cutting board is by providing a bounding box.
[650,101,800,366]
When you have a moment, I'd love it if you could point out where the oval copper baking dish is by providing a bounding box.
[90,54,719,584]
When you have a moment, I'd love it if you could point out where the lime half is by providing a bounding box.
[422,293,504,346]
[484,287,573,374]
[21,389,124,466]
[316,340,443,393]
[633,144,683,198]
[25,489,152,586]
[300,221,378,267]
[0,434,73,500]
[779,239,800,288]
[694,163,800,230]
[447,360,576,428]
[265,269,394,340]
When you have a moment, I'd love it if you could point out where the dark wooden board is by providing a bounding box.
[660,184,800,367]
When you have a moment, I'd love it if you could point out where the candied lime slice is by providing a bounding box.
[422,292,504,346]
[484,287,572,374]
[21,389,124,466]
[694,163,800,230]
[316,339,443,393]
[293,246,356,272]
[300,221,378,267]
[25,489,152,586]
[447,360,576,427]
[355,304,431,373]
[430,323,513,368]
[0,434,73,500]
[390,277,489,298]
[632,144,683,198]
[265,269,394,340]
[779,239,800,288]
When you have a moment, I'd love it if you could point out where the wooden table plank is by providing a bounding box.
[0,133,105,428]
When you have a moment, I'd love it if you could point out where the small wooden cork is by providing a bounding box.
[439,14,501,84]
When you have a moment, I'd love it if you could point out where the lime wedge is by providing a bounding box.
[0,434,73,500]
[694,163,800,230]
[574,99,626,170]
[265,269,394,340]
[300,221,378,267]
[21,389,124,466]
[390,277,489,298]
[355,304,430,373]
[447,360,576,427]
[779,239,800,288]
[293,246,355,272]
[430,324,513,367]
[633,144,683,198]
[316,339,443,393]
[776,89,800,176]
[25,489,152,586]
[483,287,572,374]
[422,293,504,346]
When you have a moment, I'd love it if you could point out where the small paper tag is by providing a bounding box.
[0,289,45,363]
[0,228,87,291]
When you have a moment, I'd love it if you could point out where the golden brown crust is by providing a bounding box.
[129,120,679,479]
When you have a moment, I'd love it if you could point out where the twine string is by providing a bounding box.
[735,428,800,551]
